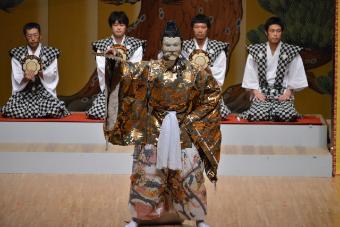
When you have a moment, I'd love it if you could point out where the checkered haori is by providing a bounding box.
[86,91,106,119]
[90,36,146,119]
[92,36,146,60]
[1,81,70,118]
[247,42,302,93]
[239,42,303,122]
[182,39,229,67]
[9,46,60,71]
[220,99,231,120]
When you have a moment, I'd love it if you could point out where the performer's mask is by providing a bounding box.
[162,37,181,61]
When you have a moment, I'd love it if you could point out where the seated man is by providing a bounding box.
[1,22,69,118]
[104,21,220,227]
[239,17,308,121]
[182,13,231,119]
[86,11,145,119]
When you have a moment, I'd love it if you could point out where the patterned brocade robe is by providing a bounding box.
[106,57,221,182]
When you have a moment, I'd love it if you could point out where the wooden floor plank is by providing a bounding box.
[0,174,339,227]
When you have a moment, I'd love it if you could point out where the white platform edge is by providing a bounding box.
[221,124,327,148]
[0,152,332,177]
[0,122,106,144]
[0,121,327,147]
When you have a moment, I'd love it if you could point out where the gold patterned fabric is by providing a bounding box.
[105,57,221,182]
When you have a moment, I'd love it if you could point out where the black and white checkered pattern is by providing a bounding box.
[239,96,301,122]
[92,37,113,53]
[247,43,268,88]
[206,40,229,65]
[1,82,70,118]
[240,43,303,121]
[89,36,145,119]
[182,39,229,66]
[9,46,60,71]
[220,99,231,120]
[273,44,302,89]
[86,91,106,119]
[92,36,146,59]
[247,43,302,92]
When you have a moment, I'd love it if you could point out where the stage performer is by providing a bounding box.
[1,22,69,118]
[104,21,220,227]
[239,16,308,121]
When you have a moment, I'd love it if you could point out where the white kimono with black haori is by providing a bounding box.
[240,42,308,121]
[182,38,231,119]
[1,43,70,118]
[86,35,145,119]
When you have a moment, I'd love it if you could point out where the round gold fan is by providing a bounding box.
[22,55,42,75]
[189,49,210,70]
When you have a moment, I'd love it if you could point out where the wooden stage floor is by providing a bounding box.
[0,174,339,227]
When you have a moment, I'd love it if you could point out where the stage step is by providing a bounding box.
[0,115,330,177]
[0,143,331,177]
[0,122,106,144]
[0,118,327,147]
[221,123,327,148]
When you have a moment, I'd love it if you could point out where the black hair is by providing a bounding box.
[23,22,41,35]
[191,14,211,28]
[264,16,285,32]
[161,21,181,39]
[108,11,129,27]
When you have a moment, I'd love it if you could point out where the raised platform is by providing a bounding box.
[0,114,327,147]
[0,113,331,177]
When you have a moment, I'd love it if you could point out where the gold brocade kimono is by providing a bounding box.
[105,57,221,182]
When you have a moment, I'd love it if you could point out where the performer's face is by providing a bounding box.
[162,37,181,61]
[266,24,282,45]
[111,22,127,38]
[24,28,41,50]
[193,23,208,40]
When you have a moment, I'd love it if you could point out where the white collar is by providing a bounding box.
[112,35,126,45]
[194,38,208,51]
[266,41,282,57]
[27,43,42,56]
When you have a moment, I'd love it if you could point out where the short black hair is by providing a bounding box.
[191,14,211,28]
[264,16,285,32]
[23,22,41,35]
[108,11,129,27]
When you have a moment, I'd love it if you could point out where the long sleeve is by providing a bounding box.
[96,53,106,92]
[183,69,222,182]
[98,46,143,92]
[284,54,308,91]
[40,59,59,97]
[11,57,28,94]
[210,51,227,86]
[129,46,143,63]
[241,54,260,90]
[184,70,221,125]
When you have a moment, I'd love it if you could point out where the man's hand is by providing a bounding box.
[24,70,36,81]
[277,89,292,101]
[253,89,266,101]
